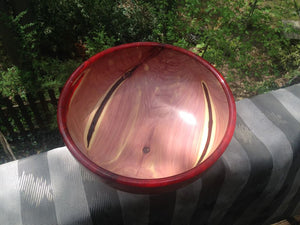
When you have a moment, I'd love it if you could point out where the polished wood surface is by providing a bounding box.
[66,46,230,179]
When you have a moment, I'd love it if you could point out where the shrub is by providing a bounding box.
[1,0,300,97]
[0,66,25,97]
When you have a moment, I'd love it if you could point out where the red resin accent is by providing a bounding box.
[57,42,236,194]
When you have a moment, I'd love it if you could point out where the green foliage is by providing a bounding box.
[1,0,300,98]
[32,58,81,90]
[85,29,116,57]
[178,0,300,82]
[0,58,80,96]
[284,69,300,86]
[0,66,25,97]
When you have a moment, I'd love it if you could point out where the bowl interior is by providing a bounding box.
[63,44,232,180]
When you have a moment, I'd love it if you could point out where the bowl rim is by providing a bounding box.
[57,42,236,193]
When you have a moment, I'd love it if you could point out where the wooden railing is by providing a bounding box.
[0,88,61,139]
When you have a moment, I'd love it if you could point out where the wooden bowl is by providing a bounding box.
[58,42,236,193]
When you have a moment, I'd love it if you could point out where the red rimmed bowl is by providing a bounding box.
[57,42,236,194]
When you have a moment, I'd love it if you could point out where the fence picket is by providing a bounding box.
[14,95,35,131]
[48,89,58,107]
[1,97,25,133]
[26,93,45,129]
[0,106,15,135]
[38,91,50,113]
[0,88,61,138]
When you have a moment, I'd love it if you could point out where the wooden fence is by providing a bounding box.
[0,88,62,139]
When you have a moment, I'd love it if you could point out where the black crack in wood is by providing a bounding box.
[86,46,164,148]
